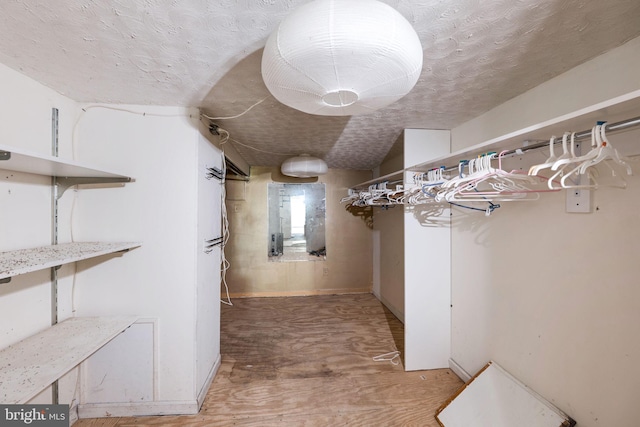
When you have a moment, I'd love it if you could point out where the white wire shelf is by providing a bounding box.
[0,316,138,403]
[0,242,141,282]
[0,143,131,180]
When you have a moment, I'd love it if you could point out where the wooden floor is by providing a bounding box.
[75,294,463,426]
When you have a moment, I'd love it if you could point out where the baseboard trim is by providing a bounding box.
[197,354,221,409]
[376,294,405,324]
[449,358,472,382]
[78,400,199,418]
[68,407,78,426]
[229,288,371,298]
[78,354,222,420]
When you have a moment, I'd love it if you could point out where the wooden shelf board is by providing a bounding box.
[0,316,138,404]
[0,242,141,280]
[0,143,131,179]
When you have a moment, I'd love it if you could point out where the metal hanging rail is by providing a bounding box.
[351,113,640,191]
[384,114,640,181]
[475,115,640,168]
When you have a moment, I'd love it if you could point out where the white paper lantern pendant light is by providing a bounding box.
[281,154,328,178]
[262,0,423,116]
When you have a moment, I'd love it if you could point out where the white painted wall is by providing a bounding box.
[71,106,198,405]
[450,36,640,427]
[373,206,404,320]
[224,167,372,297]
[0,61,223,416]
[70,106,221,415]
[373,143,405,318]
[195,133,222,401]
[452,36,640,152]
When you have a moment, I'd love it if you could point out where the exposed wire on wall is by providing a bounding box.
[201,96,301,157]
[200,97,268,121]
[70,188,79,315]
[202,99,327,305]
[72,104,193,161]
[206,120,294,157]
[227,136,294,156]
[204,122,235,306]
[68,105,194,316]
[220,151,233,307]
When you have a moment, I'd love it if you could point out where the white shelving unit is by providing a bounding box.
[410,90,640,174]
[351,90,640,189]
[359,92,640,377]
[0,143,130,179]
[0,242,141,282]
[0,139,138,405]
[0,316,138,404]
[0,142,132,198]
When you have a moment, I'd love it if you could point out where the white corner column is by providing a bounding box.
[403,129,451,371]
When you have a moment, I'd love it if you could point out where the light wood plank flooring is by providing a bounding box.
[75,293,463,426]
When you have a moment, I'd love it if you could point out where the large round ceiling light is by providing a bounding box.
[281,155,328,178]
[261,0,423,116]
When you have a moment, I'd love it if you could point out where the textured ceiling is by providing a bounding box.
[1,0,639,170]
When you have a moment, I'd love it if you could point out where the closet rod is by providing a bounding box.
[483,115,640,160]
[428,115,640,175]
[365,115,640,188]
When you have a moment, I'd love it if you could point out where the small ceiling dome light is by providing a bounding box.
[262,0,423,116]
[281,155,328,178]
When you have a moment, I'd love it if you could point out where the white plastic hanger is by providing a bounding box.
[528,136,558,176]
[560,123,631,189]
[558,125,601,189]
[547,132,576,189]
[578,123,632,175]
[448,151,550,202]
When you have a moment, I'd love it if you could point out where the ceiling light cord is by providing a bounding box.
[202,103,299,156]
[201,97,328,158]
[200,97,269,121]
[228,137,294,156]
[207,121,298,157]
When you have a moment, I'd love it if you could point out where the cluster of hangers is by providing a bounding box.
[529,122,632,189]
[341,122,633,215]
